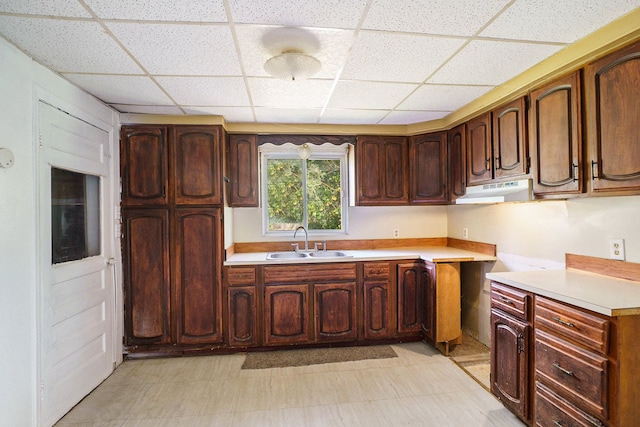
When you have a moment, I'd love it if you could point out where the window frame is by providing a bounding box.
[260,143,349,237]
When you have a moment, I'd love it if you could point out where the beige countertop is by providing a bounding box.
[487,269,640,317]
[224,246,497,266]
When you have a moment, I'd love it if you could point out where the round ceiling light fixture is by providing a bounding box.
[264,50,321,81]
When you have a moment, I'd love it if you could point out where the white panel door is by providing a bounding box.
[38,102,115,427]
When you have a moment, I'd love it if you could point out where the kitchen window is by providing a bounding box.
[260,143,349,235]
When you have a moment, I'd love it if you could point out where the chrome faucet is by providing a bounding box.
[293,225,309,252]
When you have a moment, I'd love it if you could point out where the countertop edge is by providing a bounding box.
[487,271,640,317]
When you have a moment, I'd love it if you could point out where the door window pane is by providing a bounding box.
[51,168,101,263]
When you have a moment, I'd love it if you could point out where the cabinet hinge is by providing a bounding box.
[517,334,525,353]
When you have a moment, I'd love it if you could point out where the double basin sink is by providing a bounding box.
[266,250,352,260]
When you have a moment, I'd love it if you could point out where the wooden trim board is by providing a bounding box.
[566,253,640,282]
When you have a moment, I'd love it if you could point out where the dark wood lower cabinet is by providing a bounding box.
[174,208,223,345]
[228,286,258,348]
[122,207,223,351]
[264,284,311,346]
[314,282,357,342]
[122,209,171,346]
[491,308,531,422]
[397,263,423,333]
[363,282,391,339]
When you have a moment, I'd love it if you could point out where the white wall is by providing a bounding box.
[0,37,119,426]
[448,195,640,345]
[232,205,448,243]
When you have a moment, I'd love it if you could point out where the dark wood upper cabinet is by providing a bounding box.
[356,136,409,205]
[447,124,466,202]
[120,126,168,206]
[466,112,494,185]
[121,125,223,207]
[409,132,448,204]
[586,40,640,193]
[122,209,171,345]
[530,71,584,197]
[227,134,258,207]
[173,208,223,345]
[493,97,529,180]
[172,126,222,205]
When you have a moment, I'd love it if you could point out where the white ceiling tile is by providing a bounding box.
[235,26,354,79]
[228,0,368,28]
[248,77,334,109]
[320,109,390,125]
[398,84,495,111]
[106,22,240,75]
[110,104,185,115]
[84,0,228,22]
[364,0,511,36]
[254,107,322,124]
[341,31,465,83]
[481,0,640,43]
[63,74,174,105]
[380,110,450,125]
[0,0,90,17]
[0,16,142,74]
[156,77,249,106]
[182,106,256,122]
[428,40,564,85]
[328,81,418,110]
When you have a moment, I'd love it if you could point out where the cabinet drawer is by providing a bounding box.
[264,263,357,284]
[490,282,531,321]
[364,263,390,281]
[226,267,257,286]
[535,330,608,419]
[535,382,606,427]
[535,296,610,354]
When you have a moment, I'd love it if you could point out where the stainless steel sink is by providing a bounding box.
[307,250,351,258]
[266,251,309,260]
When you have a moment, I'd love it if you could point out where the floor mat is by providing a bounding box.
[242,345,397,369]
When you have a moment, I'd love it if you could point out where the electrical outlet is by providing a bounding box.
[393,228,400,238]
[462,228,469,239]
[610,238,625,260]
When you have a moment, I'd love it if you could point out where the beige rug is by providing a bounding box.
[242,345,397,369]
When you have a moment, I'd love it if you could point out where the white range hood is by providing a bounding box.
[455,179,532,204]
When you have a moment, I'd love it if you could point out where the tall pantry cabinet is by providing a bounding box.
[121,125,224,351]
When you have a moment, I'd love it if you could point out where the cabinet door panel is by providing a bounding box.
[448,124,467,201]
[120,126,168,206]
[397,263,422,333]
[384,138,409,201]
[491,309,530,421]
[265,285,310,345]
[587,41,640,192]
[314,282,357,342]
[173,126,222,205]
[410,132,447,204]
[422,263,436,342]
[122,209,171,345]
[466,113,493,185]
[364,282,391,339]
[174,208,222,344]
[493,97,528,179]
[228,135,258,207]
[228,286,258,347]
[530,72,583,196]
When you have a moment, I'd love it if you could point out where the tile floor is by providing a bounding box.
[55,342,524,426]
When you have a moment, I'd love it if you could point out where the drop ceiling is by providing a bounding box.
[0,0,638,125]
